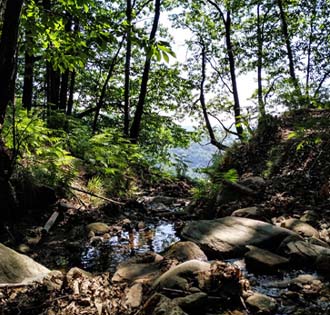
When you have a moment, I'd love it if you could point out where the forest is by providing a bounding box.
[1,0,330,314]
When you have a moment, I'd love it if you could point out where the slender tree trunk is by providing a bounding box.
[22,28,34,112]
[124,0,132,137]
[206,0,243,139]
[277,0,301,98]
[224,12,243,139]
[200,43,227,151]
[257,4,265,118]
[59,69,70,111]
[67,70,76,115]
[0,0,23,128]
[129,0,161,143]
[92,39,124,133]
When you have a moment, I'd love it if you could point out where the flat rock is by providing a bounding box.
[283,240,330,264]
[181,217,295,258]
[164,241,208,262]
[246,292,277,314]
[86,222,110,235]
[112,261,160,283]
[279,218,319,238]
[0,243,50,285]
[245,246,289,273]
[231,207,263,220]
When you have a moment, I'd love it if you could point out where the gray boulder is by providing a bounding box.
[181,217,295,258]
[0,243,50,285]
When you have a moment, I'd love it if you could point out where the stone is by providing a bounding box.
[246,292,277,314]
[282,240,330,264]
[300,210,319,226]
[86,222,110,235]
[315,254,330,277]
[240,176,266,190]
[280,218,319,238]
[231,207,263,220]
[244,246,289,274]
[164,241,208,262]
[173,292,208,314]
[145,293,188,315]
[181,217,295,258]
[43,270,64,291]
[125,283,144,308]
[0,243,50,285]
[112,261,160,283]
[152,260,210,291]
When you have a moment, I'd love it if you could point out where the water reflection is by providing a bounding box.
[81,221,179,273]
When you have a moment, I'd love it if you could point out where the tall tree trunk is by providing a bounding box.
[224,12,243,139]
[92,39,124,133]
[22,33,34,111]
[67,70,76,115]
[277,0,301,99]
[59,69,70,111]
[257,3,265,119]
[200,43,227,151]
[206,0,243,139]
[124,0,132,137]
[129,0,161,143]
[0,0,23,225]
[0,0,23,128]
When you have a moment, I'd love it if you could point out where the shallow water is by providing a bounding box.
[80,221,179,273]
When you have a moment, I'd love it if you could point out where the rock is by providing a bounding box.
[244,246,289,274]
[282,240,330,264]
[246,292,277,314]
[66,267,92,283]
[240,176,266,190]
[181,217,295,258]
[125,283,144,308]
[86,222,110,235]
[300,210,319,226]
[144,293,188,315]
[231,207,264,220]
[164,241,208,262]
[315,254,330,276]
[279,218,319,238]
[43,270,64,291]
[112,261,160,283]
[152,260,210,291]
[0,243,50,285]
[173,292,208,314]
[17,243,31,254]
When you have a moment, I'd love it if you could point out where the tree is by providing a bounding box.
[129,0,161,143]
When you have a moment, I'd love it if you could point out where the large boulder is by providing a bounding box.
[181,217,295,258]
[0,243,50,285]
[246,292,277,314]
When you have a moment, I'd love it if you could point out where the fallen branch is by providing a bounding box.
[69,186,125,205]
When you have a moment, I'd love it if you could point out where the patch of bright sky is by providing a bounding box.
[159,11,258,130]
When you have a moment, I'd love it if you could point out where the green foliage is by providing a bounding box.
[87,176,106,206]
[3,106,76,189]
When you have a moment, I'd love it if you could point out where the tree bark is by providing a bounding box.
[200,42,227,151]
[124,0,132,137]
[92,39,124,133]
[66,70,76,115]
[277,0,301,98]
[0,0,23,128]
[257,4,265,118]
[129,0,161,143]
[206,0,243,139]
